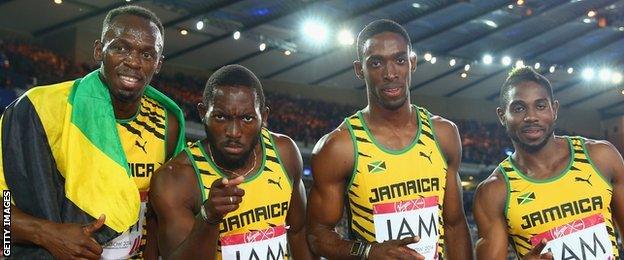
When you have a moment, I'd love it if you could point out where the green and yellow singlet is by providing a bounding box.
[345,106,447,259]
[186,129,293,259]
[102,96,168,259]
[502,136,618,259]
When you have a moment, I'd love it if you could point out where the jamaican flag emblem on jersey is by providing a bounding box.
[517,192,536,205]
[367,160,386,173]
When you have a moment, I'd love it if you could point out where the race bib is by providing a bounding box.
[373,196,440,260]
[531,214,615,260]
[220,225,289,260]
[102,192,148,259]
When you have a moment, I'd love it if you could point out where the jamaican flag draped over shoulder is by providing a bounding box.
[0,70,185,258]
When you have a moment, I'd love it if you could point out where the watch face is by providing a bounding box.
[350,241,363,255]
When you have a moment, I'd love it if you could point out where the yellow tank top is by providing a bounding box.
[186,129,293,259]
[345,106,447,259]
[103,96,168,259]
[502,136,618,259]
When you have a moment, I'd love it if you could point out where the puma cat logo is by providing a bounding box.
[574,174,592,186]
[268,177,282,190]
[419,151,433,164]
[135,140,147,153]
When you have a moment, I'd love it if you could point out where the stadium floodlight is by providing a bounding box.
[259,43,267,51]
[337,29,354,45]
[464,64,471,71]
[582,68,595,80]
[430,57,437,64]
[196,20,204,30]
[567,67,574,74]
[449,58,456,67]
[424,52,432,61]
[549,65,556,73]
[482,54,493,65]
[502,56,512,66]
[515,60,524,68]
[612,72,623,84]
[534,62,541,69]
[599,68,612,82]
[302,19,329,44]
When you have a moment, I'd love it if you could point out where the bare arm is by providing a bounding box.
[474,170,509,260]
[306,128,358,258]
[273,134,317,260]
[149,155,217,259]
[431,116,472,260]
[585,140,624,238]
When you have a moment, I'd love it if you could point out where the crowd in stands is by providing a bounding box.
[1,39,561,168]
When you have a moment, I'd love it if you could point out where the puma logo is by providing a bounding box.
[268,177,282,190]
[419,151,433,164]
[575,174,592,186]
[135,140,147,153]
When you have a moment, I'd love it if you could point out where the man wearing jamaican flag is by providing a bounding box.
[0,5,185,259]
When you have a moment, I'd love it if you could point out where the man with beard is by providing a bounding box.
[306,19,472,259]
[474,67,624,259]
[149,64,314,259]
[0,5,185,259]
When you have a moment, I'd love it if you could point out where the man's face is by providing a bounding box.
[94,14,163,103]
[199,86,266,168]
[497,81,559,152]
[354,32,416,110]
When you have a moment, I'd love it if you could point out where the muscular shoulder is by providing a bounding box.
[270,131,302,180]
[311,122,354,181]
[583,138,623,181]
[150,151,200,213]
[429,114,460,140]
[474,168,508,211]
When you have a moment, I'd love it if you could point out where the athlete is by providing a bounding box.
[474,67,624,259]
[0,5,185,259]
[149,64,314,259]
[306,19,472,259]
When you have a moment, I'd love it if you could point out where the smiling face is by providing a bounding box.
[497,81,559,152]
[354,31,416,110]
[94,14,163,103]
[199,85,267,168]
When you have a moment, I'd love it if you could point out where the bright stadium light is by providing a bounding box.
[196,20,204,30]
[582,68,595,80]
[460,72,468,78]
[233,31,241,40]
[534,62,541,69]
[599,68,612,82]
[515,60,524,68]
[430,57,437,64]
[449,58,456,67]
[424,52,432,61]
[302,19,329,44]
[284,50,291,56]
[502,56,512,66]
[179,29,188,35]
[482,54,493,65]
[567,67,574,74]
[337,29,354,45]
[612,72,623,84]
[259,43,266,51]
[464,64,471,71]
[549,65,556,73]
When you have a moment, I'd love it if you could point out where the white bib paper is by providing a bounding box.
[220,225,289,260]
[531,213,615,260]
[101,192,148,259]
[373,196,440,260]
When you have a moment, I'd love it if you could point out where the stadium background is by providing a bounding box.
[1,0,624,258]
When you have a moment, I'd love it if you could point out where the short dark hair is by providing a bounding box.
[102,5,164,42]
[356,19,411,61]
[203,64,265,109]
[499,66,554,108]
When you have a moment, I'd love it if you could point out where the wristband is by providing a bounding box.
[349,241,365,257]
[361,243,372,260]
[200,204,221,225]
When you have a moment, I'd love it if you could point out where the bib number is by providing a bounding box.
[221,225,289,260]
[373,196,440,260]
[531,214,615,260]
[101,192,148,259]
